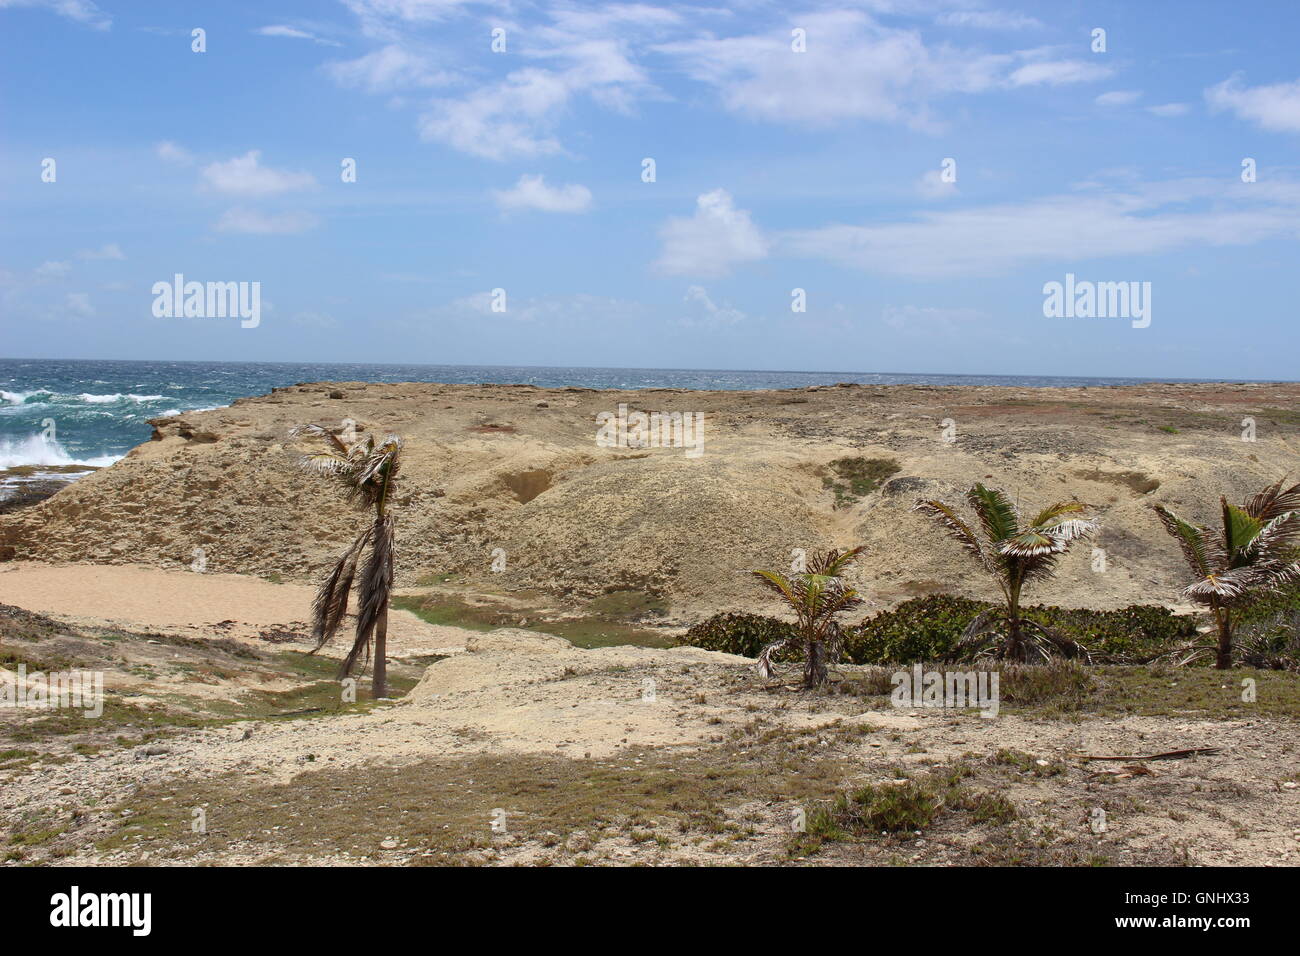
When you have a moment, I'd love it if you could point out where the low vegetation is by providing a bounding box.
[914,484,1096,662]
[820,457,901,508]
[1154,478,1300,668]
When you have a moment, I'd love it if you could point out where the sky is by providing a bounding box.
[1,0,1298,379]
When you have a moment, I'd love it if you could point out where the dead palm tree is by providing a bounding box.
[915,484,1096,662]
[291,424,403,698]
[1154,478,1300,669]
[752,547,865,689]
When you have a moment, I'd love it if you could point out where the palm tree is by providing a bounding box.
[1154,478,1300,669]
[291,424,403,698]
[752,547,864,689]
[914,485,1096,662]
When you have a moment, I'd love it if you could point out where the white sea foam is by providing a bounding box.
[0,434,122,469]
[0,389,51,404]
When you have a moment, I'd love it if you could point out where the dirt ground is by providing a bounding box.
[1,565,1297,867]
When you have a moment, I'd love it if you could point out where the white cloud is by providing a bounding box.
[65,292,95,317]
[255,24,341,46]
[341,1,672,158]
[916,168,957,200]
[155,141,194,164]
[35,260,71,278]
[682,285,745,326]
[657,12,1110,132]
[492,173,592,213]
[1206,74,1300,133]
[1007,59,1111,87]
[200,151,316,196]
[780,178,1300,278]
[937,10,1043,31]
[77,242,124,260]
[420,69,573,159]
[0,0,109,30]
[1146,102,1190,117]
[655,189,769,278]
[214,208,320,235]
[326,44,454,92]
[1095,90,1141,107]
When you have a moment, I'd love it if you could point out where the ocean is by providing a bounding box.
[0,357,1269,470]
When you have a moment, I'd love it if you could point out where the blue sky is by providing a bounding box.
[2,0,1298,378]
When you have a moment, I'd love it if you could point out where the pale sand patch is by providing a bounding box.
[0,561,467,656]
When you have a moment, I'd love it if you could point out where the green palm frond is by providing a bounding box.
[1221,500,1263,557]
[1029,501,1086,528]
[1153,506,1212,578]
[966,483,1020,543]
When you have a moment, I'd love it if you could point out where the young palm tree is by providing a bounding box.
[914,485,1096,662]
[1154,478,1300,669]
[752,547,865,690]
[291,424,403,698]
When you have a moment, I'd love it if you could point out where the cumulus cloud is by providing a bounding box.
[214,207,320,235]
[1206,74,1300,132]
[200,151,316,196]
[491,174,592,213]
[655,189,769,278]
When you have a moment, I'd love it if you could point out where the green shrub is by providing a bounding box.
[842,594,989,664]
[680,613,796,659]
[683,595,1199,666]
[1234,579,1300,669]
[1024,604,1198,663]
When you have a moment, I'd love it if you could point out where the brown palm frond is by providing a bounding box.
[342,514,394,680]
[914,499,993,571]
[1243,478,1300,522]
[310,525,374,652]
[290,422,351,455]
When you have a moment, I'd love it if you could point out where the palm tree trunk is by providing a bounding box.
[1213,605,1232,670]
[373,606,388,698]
[1007,585,1024,661]
[803,635,826,690]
